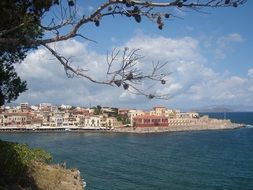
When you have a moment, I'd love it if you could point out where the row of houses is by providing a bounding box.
[129,106,200,127]
[0,103,121,129]
[0,103,201,129]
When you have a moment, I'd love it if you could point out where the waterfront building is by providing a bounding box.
[39,103,52,109]
[30,118,43,127]
[188,112,200,118]
[118,109,129,116]
[50,112,65,127]
[70,108,90,116]
[62,112,79,127]
[152,106,167,116]
[0,112,31,127]
[150,106,178,118]
[20,102,29,111]
[167,118,195,126]
[133,115,168,127]
[101,117,122,129]
[128,109,145,126]
[0,115,3,126]
[6,107,19,113]
[30,105,39,111]
[83,116,101,129]
[101,107,113,113]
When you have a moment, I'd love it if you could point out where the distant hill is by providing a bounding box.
[191,105,253,112]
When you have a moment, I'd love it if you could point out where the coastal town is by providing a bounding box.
[0,103,243,133]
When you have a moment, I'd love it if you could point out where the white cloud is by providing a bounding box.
[215,33,244,59]
[187,76,246,102]
[14,35,253,109]
[15,40,117,106]
[248,68,253,78]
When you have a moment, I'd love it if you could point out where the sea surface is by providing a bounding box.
[1,112,253,190]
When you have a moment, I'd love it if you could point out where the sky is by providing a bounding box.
[14,0,253,111]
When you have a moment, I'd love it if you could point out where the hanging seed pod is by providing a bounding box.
[126,72,134,80]
[108,6,113,11]
[134,15,141,23]
[157,16,162,24]
[148,94,155,99]
[114,80,122,87]
[164,13,170,18]
[177,2,183,8]
[123,83,129,90]
[68,0,75,7]
[125,0,135,7]
[125,1,132,7]
[161,80,166,85]
[95,20,100,27]
[133,6,139,14]
[158,23,164,30]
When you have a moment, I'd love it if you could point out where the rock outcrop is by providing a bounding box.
[27,161,84,190]
[0,140,85,190]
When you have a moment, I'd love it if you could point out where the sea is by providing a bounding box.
[0,112,253,190]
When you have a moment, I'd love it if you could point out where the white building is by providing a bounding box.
[0,112,31,127]
[101,117,121,129]
[128,109,145,126]
[83,116,101,129]
[40,103,52,109]
[20,102,29,110]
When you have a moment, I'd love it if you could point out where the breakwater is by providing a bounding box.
[114,123,244,133]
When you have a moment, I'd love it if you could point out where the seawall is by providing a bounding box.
[113,123,245,133]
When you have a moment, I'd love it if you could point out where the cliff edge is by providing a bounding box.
[26,161,84,190]
[0,140,84,190]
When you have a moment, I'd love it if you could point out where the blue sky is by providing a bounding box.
[14,1,253,110]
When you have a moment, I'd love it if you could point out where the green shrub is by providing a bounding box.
[0,140,52,187]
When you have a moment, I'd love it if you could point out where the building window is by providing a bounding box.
[144,119,150,123]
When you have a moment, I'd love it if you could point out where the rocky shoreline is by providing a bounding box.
[26,161,85,190]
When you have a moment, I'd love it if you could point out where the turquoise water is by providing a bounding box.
[0,112,253,190]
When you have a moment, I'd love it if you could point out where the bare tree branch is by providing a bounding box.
[1,0,246,45]
[0,0,247,100]
[42,43,170,98]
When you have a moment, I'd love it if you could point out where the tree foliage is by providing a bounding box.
[0,0,247,105]
[93,105,102,115]
[0,0,52,105]
[0,62,27,106]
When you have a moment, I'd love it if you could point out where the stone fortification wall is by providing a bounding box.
[114,119,243,133]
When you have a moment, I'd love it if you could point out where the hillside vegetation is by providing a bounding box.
[0,140,83,190]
